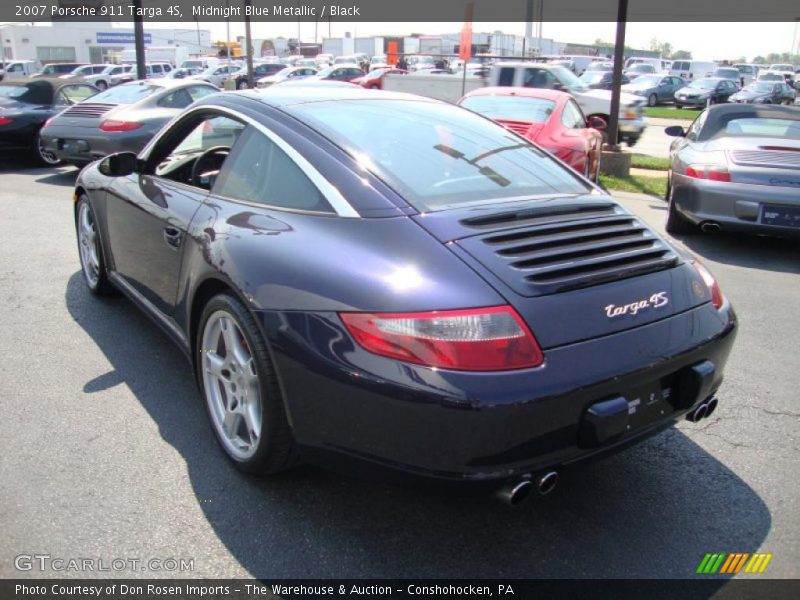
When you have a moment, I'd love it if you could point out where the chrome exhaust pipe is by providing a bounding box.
[494,478,534,506]
[686,402,709,422]
[536,471,559,495]
[700,222,721,233]
[704,396,719,418]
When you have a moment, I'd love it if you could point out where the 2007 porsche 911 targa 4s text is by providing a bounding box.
[73,87,736,503]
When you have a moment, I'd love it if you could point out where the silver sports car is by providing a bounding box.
[664,104,800,237]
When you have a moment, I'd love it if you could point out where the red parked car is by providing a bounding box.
[458,87,604,181]
[353,67,408,90]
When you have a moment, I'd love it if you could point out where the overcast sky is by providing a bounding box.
[155,21,799,61]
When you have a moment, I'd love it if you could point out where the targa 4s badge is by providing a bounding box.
[605,292,669,318]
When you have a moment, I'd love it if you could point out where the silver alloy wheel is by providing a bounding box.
[201,311,262,460]
[77,201,100,288]
[37,134,60,165]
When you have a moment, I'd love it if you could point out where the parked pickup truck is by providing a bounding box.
[383,61,647,146]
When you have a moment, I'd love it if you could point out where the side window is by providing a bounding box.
[152,115,246,189]
[188,85,216,101]
[152,65,163,75]
[163,64,172,72]
[55,85,97,106]
[157,88,194,109]
[213,126,333,214]
[686,110,707,141]
[524,68,557,88]
[497,67,514,86]
[561,100,586,129]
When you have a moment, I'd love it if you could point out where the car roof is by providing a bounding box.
[238,83,439,107]
[462,86,570,102]
[117,78,215,90]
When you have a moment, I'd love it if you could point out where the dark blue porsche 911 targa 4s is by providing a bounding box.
[73,86,736,504]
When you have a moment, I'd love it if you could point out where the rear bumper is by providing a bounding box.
[40,128,150,163]
[261,302,736,482]
[674,96,711,107]
[671,174,800,237]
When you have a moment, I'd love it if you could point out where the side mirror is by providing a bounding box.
[98,151,139,177]
[588,116,607,130]
[664,125,686,137]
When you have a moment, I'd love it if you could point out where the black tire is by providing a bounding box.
[75,195,115,295]
[196,293,297,475]
[665,187,697,235]
[95,80,107,91]
[647,93,658,107]
[237,80,249,90]
[31,132,62,166]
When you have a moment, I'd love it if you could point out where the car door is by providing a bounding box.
[104,112,246,315]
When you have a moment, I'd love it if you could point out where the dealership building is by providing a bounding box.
[0,21,211,65]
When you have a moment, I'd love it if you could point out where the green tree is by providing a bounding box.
[671,50,692,60]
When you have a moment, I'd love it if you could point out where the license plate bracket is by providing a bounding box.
[761,204,800,228]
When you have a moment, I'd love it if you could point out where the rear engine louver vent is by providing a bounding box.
[63,103,116,118]
[459,205,679,296]
[730,149,800,170]
[496,119,533,136]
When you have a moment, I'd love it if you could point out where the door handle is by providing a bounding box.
[163,226,182,248]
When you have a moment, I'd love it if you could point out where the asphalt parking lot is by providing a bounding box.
[0,160,798,581]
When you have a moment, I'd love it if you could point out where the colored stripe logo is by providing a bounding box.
[696,553,773,574]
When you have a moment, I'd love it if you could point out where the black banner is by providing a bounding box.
[3,0,800,23]
[3,580,800,600]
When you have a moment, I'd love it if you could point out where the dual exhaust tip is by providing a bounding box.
[495,396,720,504]
[700,221,722,233]
[494,471,559,506]
[686,396,719,423]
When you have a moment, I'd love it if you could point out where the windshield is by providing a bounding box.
[88,83,159,104]
[273,68,293,77]
[549,66,588,91]
[715,69,739,78]
[627,75,660,86]
[770,64,793,71]
[289,99,589,212]
[745,82,775,93]
[759,73,783,81]
[689,79,718,90]
[460,95,556,123]
[586,63,612,71]
[629,64,654,73]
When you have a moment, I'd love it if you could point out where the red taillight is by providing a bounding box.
[692,260,724,309]
[0,116,13,126]
[99,119,142,132]
[339,306,544,371]
[684,164,731,182]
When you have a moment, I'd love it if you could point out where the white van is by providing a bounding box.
[669,60,717,80]
[0,60,40,80]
